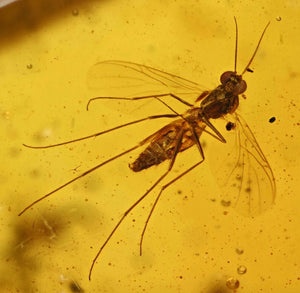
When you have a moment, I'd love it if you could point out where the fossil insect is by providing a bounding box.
[19,18,276,280]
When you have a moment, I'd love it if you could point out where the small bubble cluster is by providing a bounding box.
[221,199,231,207]
[235,248,244,255]
[2,111,11,120]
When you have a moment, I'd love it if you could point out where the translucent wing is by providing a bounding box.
[87,60,204,99]
[210,113,276,216]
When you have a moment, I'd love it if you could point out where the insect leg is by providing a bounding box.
[86,93,193,110]
[18,144,142,216]
[23,114,178,149]
[202,117,226,143]
[88,130,185,280]
[139,130,205,254]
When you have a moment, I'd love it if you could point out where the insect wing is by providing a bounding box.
[87,60,204,99]
[209,114,276,216]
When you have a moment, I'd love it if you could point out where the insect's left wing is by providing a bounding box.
[87,60,204,99]
[210,113,276,216]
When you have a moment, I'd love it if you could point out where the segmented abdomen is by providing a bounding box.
[129,118,205,172]
[129,130,177,172]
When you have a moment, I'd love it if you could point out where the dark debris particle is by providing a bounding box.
[269,117,276,123]
[226,122,235,131]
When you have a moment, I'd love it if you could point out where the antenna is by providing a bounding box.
[234,17,238,73]
[241,21,270,75]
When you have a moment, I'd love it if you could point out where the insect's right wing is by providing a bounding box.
[209,113,276,216]
[87,60,205,99]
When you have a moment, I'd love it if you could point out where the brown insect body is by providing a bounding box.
[19,19,275,281]
[129,108,205,172]
[130,71,245,171]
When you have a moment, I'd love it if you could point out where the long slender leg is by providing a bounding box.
[157,100,225,145]
[86,93,193,110]
[88,130,184,280]
[139,138,205,254]
[202,116,226,143]
[190,127,204,159]
[18,144,142,216]
[86,94,225,146]
[155,97,180,116]
[23,114,178,149]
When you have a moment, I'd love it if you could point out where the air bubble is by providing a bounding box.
[237,265,247,274]
[276,16,281,21]
[27,64,33,69]
[72,9,79,16]
[226,277,240,290]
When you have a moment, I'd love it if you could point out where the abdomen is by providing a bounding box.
[129,119,205,172]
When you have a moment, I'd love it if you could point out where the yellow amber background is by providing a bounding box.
[1,0,299,292]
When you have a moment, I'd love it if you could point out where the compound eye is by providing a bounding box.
[233,79,247,95]
[220,71,235,84]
